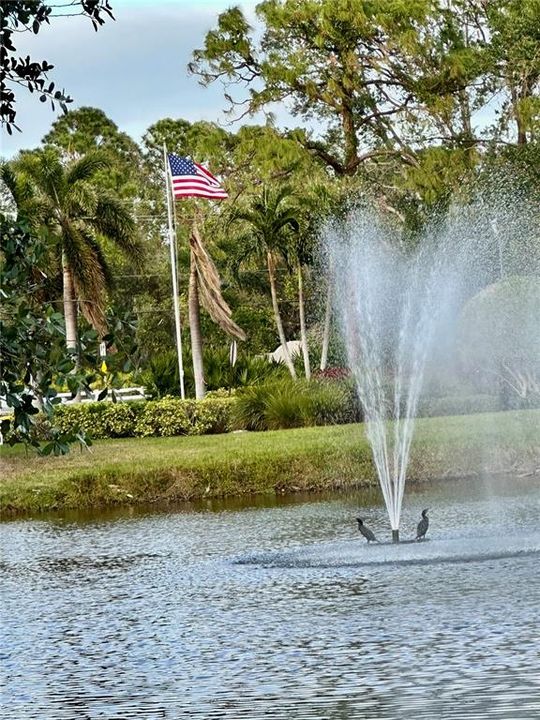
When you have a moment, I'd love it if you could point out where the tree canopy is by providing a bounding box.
[191,0,540,176]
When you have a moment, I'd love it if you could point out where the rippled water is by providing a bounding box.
[1,475,539,719]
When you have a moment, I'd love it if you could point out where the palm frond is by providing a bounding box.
[0,163,39,218]
[16,148,66,204]
[66,153,110,185]
[90,194,140,259]
[66,180,99,217]
[62,220,108,334]
[84,232,115,290]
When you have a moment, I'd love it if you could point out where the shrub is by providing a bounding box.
[13,379,359,444]
[143,347,288,398]
[457,276,540,402]
[312,367,351,381]
[134,397,192,437]
[232,384,272,431]
[232,379,359,431]
[264,385,312,430]
[55,402,142,439]
[144,350,181,398]
[49,397,234,440]
[307,381,360,425]
[188,397,234,435]
[134,396,234,437]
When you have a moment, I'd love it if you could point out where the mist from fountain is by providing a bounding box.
[325,193,539,540]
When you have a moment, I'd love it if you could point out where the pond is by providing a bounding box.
[1,475,539,719]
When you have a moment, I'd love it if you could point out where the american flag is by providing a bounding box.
[167,153,228,200]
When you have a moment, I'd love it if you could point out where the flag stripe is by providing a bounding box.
[171,178,226,191]
[172,188,228,199]
[171,183,228,196]
[173,189,228,200]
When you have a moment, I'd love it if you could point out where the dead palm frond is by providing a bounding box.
[190,222,246,341]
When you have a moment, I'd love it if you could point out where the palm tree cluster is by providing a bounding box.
[1,147,332,400]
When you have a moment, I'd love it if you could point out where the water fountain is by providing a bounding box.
[326,195,540,542]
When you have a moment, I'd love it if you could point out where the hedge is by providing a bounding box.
[52,396,235,439]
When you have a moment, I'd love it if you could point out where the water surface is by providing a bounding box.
[1,475,539,719]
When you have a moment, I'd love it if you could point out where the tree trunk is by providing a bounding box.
[267,251,296,378]
[189,248,205,399]
[510,82,528,145]
[62,252,78,357]
[320,279,332,371]
[297,264,311,380]
[342,100,359,173]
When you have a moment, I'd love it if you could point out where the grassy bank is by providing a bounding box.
[1,410,539,517]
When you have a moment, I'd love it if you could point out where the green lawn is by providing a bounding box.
[1,410,539,516]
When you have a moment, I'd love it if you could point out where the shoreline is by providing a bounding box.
[1,410,539,519]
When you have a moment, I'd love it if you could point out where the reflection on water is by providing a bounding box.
[1,475,539,719]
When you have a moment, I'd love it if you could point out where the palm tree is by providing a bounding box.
[288,230,313,380]
[301,180,342,372]
[6,148,138,359]
[232,186,300,378]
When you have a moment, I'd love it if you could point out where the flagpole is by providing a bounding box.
[163,143,185,399]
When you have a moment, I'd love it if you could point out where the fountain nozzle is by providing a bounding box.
[392,529,400,543]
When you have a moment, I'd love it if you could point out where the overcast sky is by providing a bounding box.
[1,0,276,157]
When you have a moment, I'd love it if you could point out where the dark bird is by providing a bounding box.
[356,517,378,543]
[416,509,430,540]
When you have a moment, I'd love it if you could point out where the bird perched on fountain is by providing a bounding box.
[356,517,378,543]
[416,509,430,540]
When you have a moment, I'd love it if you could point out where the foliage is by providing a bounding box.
[0,216,93,452]
[191,0,539,172]
[144,350,181,398]
[134,396,233,437]
[264,387,312,429]
[143,347,287,398]
[307,380,360,425]
[190,0,540,228]
[485,0,540,144]
[313,367,351,381]
[191,0,429,172]
[231,384,271,431]
[43,396,235,440]
[7,146,139,340]
[42,107,143,196]
[232,379,359,431]
[54,401,140,439]
[1,1,114,134]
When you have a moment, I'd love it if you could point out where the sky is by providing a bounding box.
[0,0,278,158]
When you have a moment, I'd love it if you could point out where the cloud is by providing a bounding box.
[1,1,273,157]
